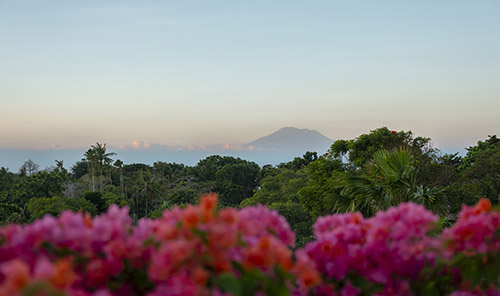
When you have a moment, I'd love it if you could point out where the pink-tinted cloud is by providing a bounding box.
[119,141,255,152]
[132,141,151,149]
[38,144,66,150]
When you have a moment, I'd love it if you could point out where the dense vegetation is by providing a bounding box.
[1,127,499,247]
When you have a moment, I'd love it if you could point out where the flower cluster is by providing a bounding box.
[300,199,500,295]
[0,194,313,296]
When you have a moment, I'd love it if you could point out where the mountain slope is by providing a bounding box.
[244,127,333,151]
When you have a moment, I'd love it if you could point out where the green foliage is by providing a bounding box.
[83,191,106,213]
[107,260,155,295]
[0,167,14,191]
[195,155,240,181]
[153,161,188,182]
[268,202,314,248]
[71,160,88,179]
[214,267,291,296]
[278,151,318,171]
[130,169,162,218]
[27,196,71,220]
[329,127,435,167]
[0,202,26,225]
[27,195,97,221]
[167,188,198,205]
[195,156,260,207]
[22,280,66,296]
[438,135,500,217]
[67,197,97,215]
[413,251,500,294]
[102,192,131,208]
[332,149,447,217]
[460,135,500,171]
[297,157,344,217]
[8,170,65,206]
[123,163,151,175]
[215,162,260,207]
[242,168,307,207]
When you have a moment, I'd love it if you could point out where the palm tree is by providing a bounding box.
[90,143,116,191]
[84,149,97,191]
[332,149,447,216]
[114,159,124,195]
[54,160,68,176]
[132,169,161,218]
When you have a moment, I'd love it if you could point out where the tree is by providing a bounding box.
[82,191,106,214]
[332,149,447,217]
[102,191,130,208]
[27,196,96,221]
[329,127,435,168]
[459,135,500,171]
[215,161,260,207]
[153,162,187,182]
[20,159,39,176]
[12,170,65,206]
[132,169,161,218]
[0,167,13,192]
[84,143,116,191]
[27,196,70,220]
[114,159,124,195]
[448,135,500,213]
[194,156,261,207]
[242,168,307,207]
[84,149,97,191]
[297,157,344,217]
[167,188,198,206]
[0,202,26,225]
[268,202,314,248]
[66,197,98,216]
[91,143,116,191]
[71,160,88,179]
[278,152,318,171]
[55,160,66,173]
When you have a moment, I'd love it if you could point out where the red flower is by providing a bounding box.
[391,131,397,134]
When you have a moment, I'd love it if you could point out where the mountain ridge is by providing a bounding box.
[244,127,333,151]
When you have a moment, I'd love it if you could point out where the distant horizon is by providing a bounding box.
[0,125,482,172]
[0,125,492,151]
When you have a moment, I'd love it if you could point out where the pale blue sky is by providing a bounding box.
[1,0,499,152]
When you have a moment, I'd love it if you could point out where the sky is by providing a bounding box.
[1,0,499,168]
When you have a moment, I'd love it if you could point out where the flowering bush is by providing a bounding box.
[301,199,500,295]
[0,194,318,296]
[1,195,500,295]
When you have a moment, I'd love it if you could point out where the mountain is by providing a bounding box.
[244,127,333,152]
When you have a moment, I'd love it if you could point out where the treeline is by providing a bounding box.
[1,127,499,246]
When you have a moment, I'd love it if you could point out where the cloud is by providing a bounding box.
[132,141,151,149]
[39,144,65,150]
[119,141,254,152]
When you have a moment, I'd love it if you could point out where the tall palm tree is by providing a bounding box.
[55,160,64,172]
[90,143,116,191]
[132,169,160,218]
[114,159,124,195]
[84,149,97,191]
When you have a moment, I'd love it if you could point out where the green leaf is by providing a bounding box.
[192,228,208,244]
[22,281,65,296]
[142,236,161,248]
[265,283,290,296]
[240,269,264,296]
[216,273,243,296]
